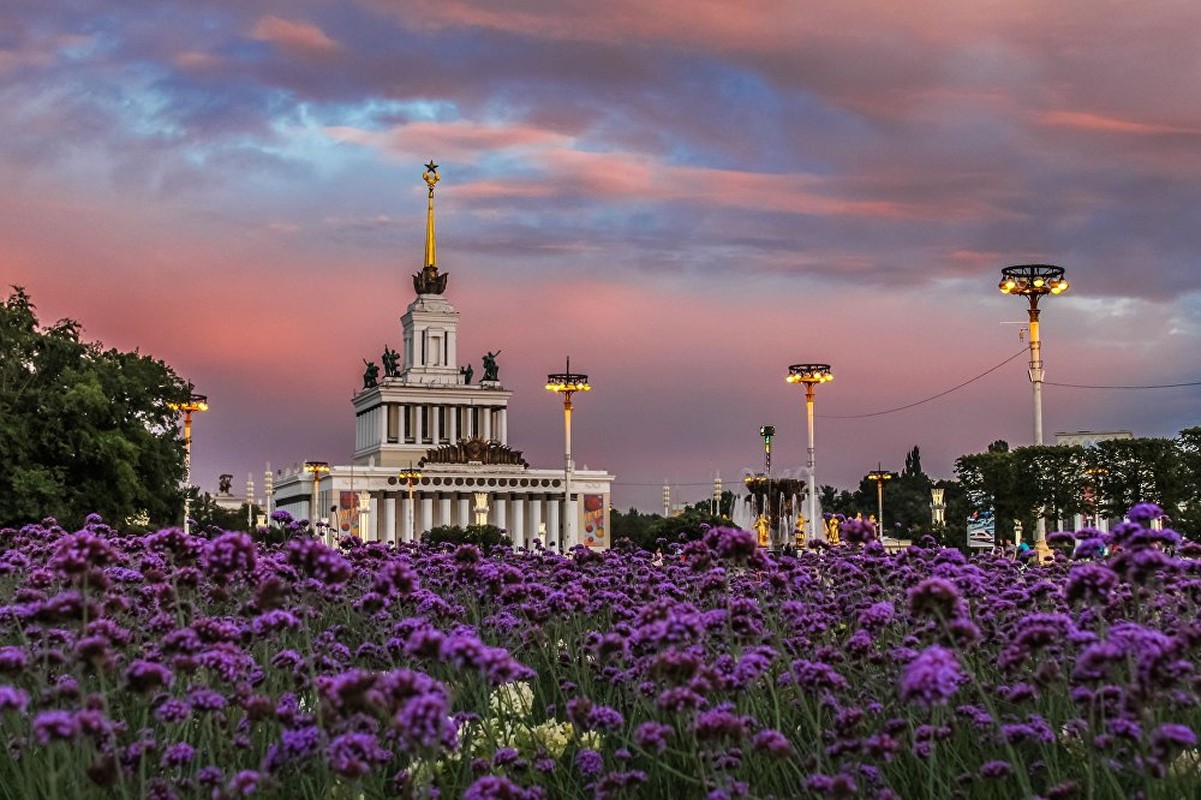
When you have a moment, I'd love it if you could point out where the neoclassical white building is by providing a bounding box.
[272,164,614,549]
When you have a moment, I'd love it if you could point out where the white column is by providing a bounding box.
[402,495,415,542]
[511,499,525,548]
[384,496,397,544]
[439,496,453,527]
[493,496,507,532]
[420,497,433,536]
[529,499,542,548]
[415,405,425,444]
[432,405,442,444]
[377,406,386,446]
[458,495,471,527]
[566,496,578,549]
[369,496,380,540]
[547,500,560,550]
[449,405,458,442]
[482,407,492,441]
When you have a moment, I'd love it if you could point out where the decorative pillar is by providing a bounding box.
[529,499,543,547]
[458,495,471,527]
[512,499,525,548]
[439,496,453,527]
[547,500,560,551]
[497,408,508,444]
[415,405,425,444]
[420,497,433,537]
[402,495,415,542]
[432,405,441,444]
[384,496,397,544]
[449,405,458,442]
[493,496,507,532]
[482,407,492,441]
[368,495,380,540]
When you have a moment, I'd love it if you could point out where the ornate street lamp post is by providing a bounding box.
[866,464,893,536]
[304,461,330,541]
[999,264,1069,552]
[760,425,774,542]
[546,358,590,549]
[395,463,423,543]
[168,393,208,534]
[246,474,255,532]
[786,364,833,544]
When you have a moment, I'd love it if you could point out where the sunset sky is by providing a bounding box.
[4,1,1200,513]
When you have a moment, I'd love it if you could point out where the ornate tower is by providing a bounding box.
[352,162,513,467]
[400,161,460,385]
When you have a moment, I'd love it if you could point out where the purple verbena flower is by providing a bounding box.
[899,645,963,707]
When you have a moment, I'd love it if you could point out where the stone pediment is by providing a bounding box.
[420,437,529,468]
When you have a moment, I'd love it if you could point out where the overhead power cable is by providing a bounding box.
[1046,380,1201,389]
[819,349,1028,420]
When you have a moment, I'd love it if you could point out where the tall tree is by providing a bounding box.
[1012,445,1089,531]
[1089,437,1185,523]
[954,443,1033,543]
[1177,428,1201,536]
[0,288,191,528]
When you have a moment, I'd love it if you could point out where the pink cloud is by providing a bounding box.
[1037,110,1201,136]
[251,15,341,57]
[324,120,573,162]
[326,119,958,220]
[173,50,223,71]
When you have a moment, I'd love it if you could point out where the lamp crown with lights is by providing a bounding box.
[546,356,590,395]
[998,264,1069,297]
[168,393,209,414]
[786,364,834,385]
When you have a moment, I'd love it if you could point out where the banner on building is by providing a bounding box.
[580,494,608,549]
[339,491,360,536]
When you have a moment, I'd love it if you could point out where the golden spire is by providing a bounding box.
[423,160,439,268]
[413,161,448,295]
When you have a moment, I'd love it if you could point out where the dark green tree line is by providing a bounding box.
[955,432,1200,539]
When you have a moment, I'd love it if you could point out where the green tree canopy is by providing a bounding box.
[0,287,192,529]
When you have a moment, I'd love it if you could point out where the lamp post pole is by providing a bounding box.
[396,464,423,544]
[866,464,893,535]
[760,425,774,542]
[787,364,833,545]
[168,393,208,535]
[546,358,590,550]
[246,474,255,532]
[999,264,1069,551]
[304,461,330,542]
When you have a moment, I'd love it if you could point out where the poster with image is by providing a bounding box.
[580,494,608,549]
[339,491,360,536]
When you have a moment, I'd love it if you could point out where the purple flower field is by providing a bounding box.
[1,507,1199,798]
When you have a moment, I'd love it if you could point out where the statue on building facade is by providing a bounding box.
[482,350,501,382]
[461,363,474,384]
[362,359,380,389]
[382,346,400,378]
[218,474,233,495]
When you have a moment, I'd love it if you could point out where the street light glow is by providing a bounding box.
[785,364,833,385]
[168,393,209,414]
[997,265,1069,298]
